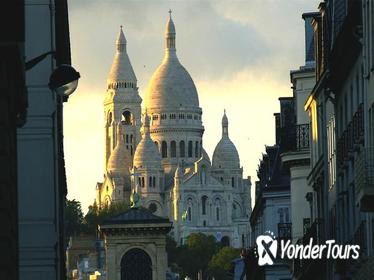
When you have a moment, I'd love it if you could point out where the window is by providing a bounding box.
[188,141,193,157]
[130,134,133,143]
[161,114,167,120]
[141,177,145,188]
[126,134,129,143]
[149,176,152,187]
[171,141,176,158]
[187,114,192,119]
[231,177,235,187]
[162,141,167,158]
[153,176,156,188]
[122,111,133,125]
[152,114,158,121]
[195,141,199,157]
[202,196,207,215]
[188,207,192,221]
[179,141,185,157]
[170,114,176,119]
[178,114,185,119]
[216,207,220,221]
[203,220,206,227]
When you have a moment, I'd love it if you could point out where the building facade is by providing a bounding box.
[299,1,374,280]
[95,14,251,248]
[250,99,293,280]
[17,0,76,279]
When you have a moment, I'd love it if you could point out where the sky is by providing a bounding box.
[65,0,320,213]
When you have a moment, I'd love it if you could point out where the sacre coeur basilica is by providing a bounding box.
[95,13,252,248]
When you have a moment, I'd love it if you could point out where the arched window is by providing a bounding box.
[200,165,206,185]
[154,141,159,151]
[195,141,199,157]
[188,141,193,157]
[216,207,220,221]
[149,176,152,187]
[231,177,235,187]
[171,141,176,158]
[188,207,192,221]
[179,141,185,157]
[122,110,133,125]
[141,177,145,188]
[200,141,203,157]
[126,134,129,143]
[153,176,156,188]
[202,196,208,215]
[161,141,167,158]
[138,177,141,187]
[130,134,133,143]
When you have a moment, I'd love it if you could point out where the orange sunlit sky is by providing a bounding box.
[64,0,320,212]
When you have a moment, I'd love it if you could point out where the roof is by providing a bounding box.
[102,207,170,225]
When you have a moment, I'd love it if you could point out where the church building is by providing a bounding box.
[95,12,251,248]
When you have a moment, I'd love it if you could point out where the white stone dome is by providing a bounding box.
[107,124,132,176]
[212,111,240,169]
[212,137,240,169]
[133,114,162,169]
[145,15,199,110]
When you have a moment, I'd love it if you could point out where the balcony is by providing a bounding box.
[278,223,292,241]
[355,146,374,211]
[293,219,324,278]
[337,104,364,169]
[281,124,310,153]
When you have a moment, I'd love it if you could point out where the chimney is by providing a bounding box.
[302,12,319,66]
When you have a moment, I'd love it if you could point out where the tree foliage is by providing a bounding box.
[64,199,128,237]
[176,233,218,279]
[208,247,240,280]
[65,199,84,238]
[83,201,128,235]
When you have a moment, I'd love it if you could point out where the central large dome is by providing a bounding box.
[145,15,199,110]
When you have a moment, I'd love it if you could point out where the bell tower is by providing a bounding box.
[104,26,142,172]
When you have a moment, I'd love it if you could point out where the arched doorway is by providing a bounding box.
[121,248,152,280]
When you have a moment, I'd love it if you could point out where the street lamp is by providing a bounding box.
[48,64,80,100]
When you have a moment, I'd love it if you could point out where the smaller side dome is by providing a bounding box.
[133,113,162,169]
[107,123,132,176]
[212,111,240,169]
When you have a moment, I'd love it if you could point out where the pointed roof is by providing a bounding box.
[107,26,137,85]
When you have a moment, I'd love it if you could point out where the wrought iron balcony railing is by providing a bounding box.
[281,124,310,153]
[293,219,324,276]
[296,124,310,150]
[337,103,364,167]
